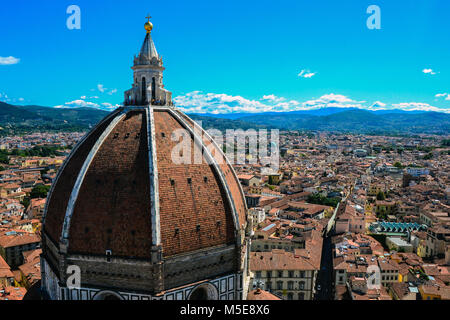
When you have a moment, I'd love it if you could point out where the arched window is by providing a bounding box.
[188,283,219,300]
[287,281,294,290]
[299,281,305,290]
[141,77,147,104]
[152,77,156,101]
[93,291,123,300]
[189,287,208,300]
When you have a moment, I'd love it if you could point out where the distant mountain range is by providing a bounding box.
[0,102,448,135]
[189,107,427,119]
[0,102,109,135]
[189,108,450,134]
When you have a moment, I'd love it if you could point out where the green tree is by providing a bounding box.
[423,153,433,160]
[30,185,51,199]
[393,162,403,169]
[0,152,9,164]
[376,191,386,201]
[21,197,30,209]
[307,193,340,208]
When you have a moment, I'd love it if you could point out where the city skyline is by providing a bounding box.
[0,0,449,114]
[0,2,449,303]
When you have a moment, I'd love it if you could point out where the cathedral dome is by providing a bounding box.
[43,106,247,259]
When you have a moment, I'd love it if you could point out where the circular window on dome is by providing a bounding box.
[188,283,219,300]
[92,290,123,300]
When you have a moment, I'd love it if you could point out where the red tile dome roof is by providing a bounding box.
[43,106,247,259]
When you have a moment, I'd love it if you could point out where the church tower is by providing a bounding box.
[40,16,250,300]
[124,16,172,106]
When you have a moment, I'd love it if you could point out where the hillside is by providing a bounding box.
[0,102,44,121]
[235,109,450,134]
[0,102,110,135]
[0,102,448,135]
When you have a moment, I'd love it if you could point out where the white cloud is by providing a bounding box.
[95,84,117,96]
[174,91,450,114]
[0,56,20,65]
[261,95,285,103]
[423,68,437,75]
[391,102,447,113]
[57,99,101,109]
[302,94,365,109]
[174,91,271,114]
[81,95,99,99]
[435,93,450,100]
[298,69,316,78]
[369,101,387,109]
[54,98,120,111]
[0,92,26,104]
[100,102,121,110]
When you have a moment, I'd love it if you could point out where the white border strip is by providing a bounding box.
[177,111,249,221]
[167,109,240,231]
[147,107,161,245]
[42,109,122,223]
[60,112,126,243]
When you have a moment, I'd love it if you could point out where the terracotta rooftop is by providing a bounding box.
[247,288,281,300]
[0,232,40,249]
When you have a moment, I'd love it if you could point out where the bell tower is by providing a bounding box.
[124,15,172,106]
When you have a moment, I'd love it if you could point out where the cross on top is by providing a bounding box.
[146,14,152,22]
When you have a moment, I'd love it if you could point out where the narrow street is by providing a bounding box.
[315,231,333,300]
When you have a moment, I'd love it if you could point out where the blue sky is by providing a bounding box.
[0,0,449,114]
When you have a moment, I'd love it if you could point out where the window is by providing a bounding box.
[288,281,294,290]
[277,281,283,290]
[106,250,112,262]
[255,271,261,279]
[298,292,305,300]
[288,271,294,278]
[287,293,294,300]
[299,281,305,290]
[300,271,306,278]
[278,271,283,278]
